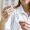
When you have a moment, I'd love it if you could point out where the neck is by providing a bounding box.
[22,6,30,16]
[24,8,30,16]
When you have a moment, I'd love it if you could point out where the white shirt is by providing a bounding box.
[5,5,30,30]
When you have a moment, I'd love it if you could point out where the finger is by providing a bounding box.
[25,23,30,28]
[24,25,30,30]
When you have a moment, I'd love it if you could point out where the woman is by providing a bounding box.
[1,0,30,30]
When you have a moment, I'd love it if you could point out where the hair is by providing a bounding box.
[14,0,21,8]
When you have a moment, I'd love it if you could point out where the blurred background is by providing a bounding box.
[0,0,18,10]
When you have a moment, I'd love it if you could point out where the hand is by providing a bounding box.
[19,21,30,30]
[1,6,14,23]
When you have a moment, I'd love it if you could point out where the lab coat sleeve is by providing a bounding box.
[10,12,22,30]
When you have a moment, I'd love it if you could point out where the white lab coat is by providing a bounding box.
[5,5,30,30]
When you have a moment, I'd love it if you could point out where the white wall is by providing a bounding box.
[0,0,18,9]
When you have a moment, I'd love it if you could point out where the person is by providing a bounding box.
[11,0,30,30]
[1,0,30,30]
